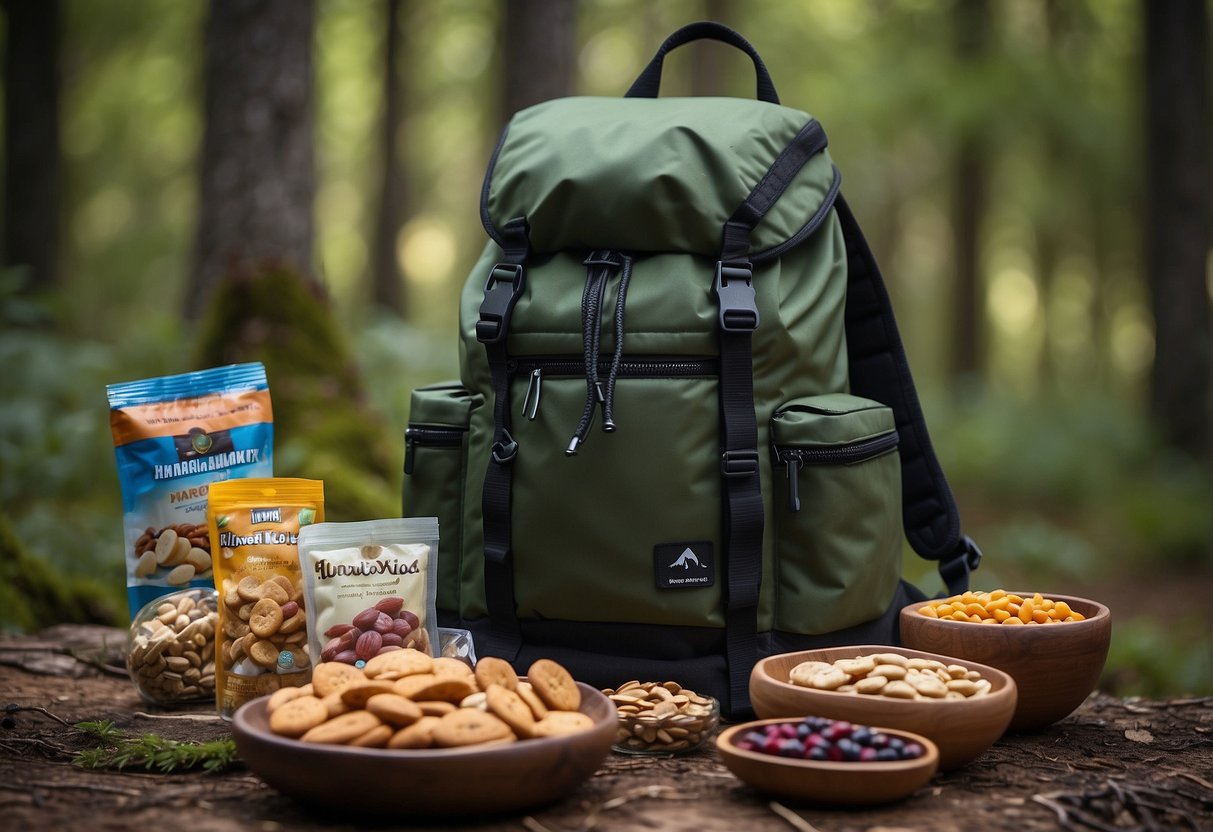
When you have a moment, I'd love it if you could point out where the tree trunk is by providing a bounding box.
[186,0,317,320]
[949,0,992,385]
[501,0,577,125]
[2,0,61,296]
[1144,0,1212,460]
[371,0,407,316]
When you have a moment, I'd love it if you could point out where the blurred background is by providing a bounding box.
[0,0,1209,696]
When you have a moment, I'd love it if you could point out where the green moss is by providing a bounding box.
[193,264,400,521]
[0,512,118,631]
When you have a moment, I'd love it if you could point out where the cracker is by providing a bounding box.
[387,715,441,749]
[365,693,423,727]
[268,695,328,738]
[312,661,366,697]
[532,710,594,737]
[474,656,518,692]
[431,708,515,747]
[364,648,433,681]
[486,683,536,739]
[527,659,580,711]
[300,710,382,745]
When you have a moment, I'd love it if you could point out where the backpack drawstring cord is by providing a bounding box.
[566,252,614,455]
[601,253,633,432]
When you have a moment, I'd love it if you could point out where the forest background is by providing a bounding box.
[1,0,1210,696]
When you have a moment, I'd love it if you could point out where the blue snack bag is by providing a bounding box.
[108,363,274,618]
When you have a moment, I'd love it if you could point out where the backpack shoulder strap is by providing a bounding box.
[835,195,982,595]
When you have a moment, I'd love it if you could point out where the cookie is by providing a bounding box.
[431,708,515,747]
[416,700,457,717]
[312,661,366,697]
[258,580,290,606]
[486,683,536,739]
[516,682,549,720]
[364,648,433,681]
[300,710,382,745]
[365,693,423,727]
[393,673,438,700]
[236,576,264,602]
[474,656,518,692]
[348,723,394,748]
[387,715,441,749]
[266,683,310,715]
[249,598,284,638]
[527,659,580,711]
[406,675,478,704]
[432,657,475,678]
[532,710,594,737]
[268,695,329,738]
[339,679,398,709]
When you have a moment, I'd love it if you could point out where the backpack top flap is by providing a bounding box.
[480,95,840,260]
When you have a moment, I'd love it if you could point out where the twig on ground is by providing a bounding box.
[767,801,820,832]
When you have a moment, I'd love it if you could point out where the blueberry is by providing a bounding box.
[779,739,805,757]
[808,746,829,761]
[876,747,900,762]
[852,727,872,746]
[903,742,924,759]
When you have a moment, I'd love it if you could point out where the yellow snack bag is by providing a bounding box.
[207,477,324,718]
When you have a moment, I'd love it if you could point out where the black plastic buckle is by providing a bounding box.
[490,429,518,465]
[721,449,760,478]
[476,263,525,344]
[938,535,983,591]
[713,261,759,332]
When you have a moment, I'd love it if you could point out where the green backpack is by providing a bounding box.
[403,22,982,717]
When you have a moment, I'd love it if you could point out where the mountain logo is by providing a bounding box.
[654,542,714,590]
[668,547,707,570]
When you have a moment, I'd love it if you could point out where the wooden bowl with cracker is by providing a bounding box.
[749,645,1016,770]
[232,678,616,816]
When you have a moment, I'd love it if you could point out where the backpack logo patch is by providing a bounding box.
[654,542,714,590]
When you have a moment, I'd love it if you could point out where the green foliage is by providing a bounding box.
[73,720,238,774]
[1102,617,1213,697]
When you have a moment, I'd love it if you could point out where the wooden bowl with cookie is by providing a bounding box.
[232,652,617,816]
[749,645,1017,770]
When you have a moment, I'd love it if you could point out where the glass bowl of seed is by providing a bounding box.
[604,680,719,755]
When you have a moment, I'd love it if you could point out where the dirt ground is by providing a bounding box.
[1,625,1210,832]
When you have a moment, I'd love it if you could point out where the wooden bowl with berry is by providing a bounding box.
[749,645,1017,770]
[716,716,939,806]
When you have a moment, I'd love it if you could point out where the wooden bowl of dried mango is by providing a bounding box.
[900,591,1111,732]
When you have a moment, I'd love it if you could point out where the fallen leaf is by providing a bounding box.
[1124,728,1154,743]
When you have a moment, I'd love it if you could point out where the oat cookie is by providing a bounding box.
[532,710,594,737]
[486,683,536,739]
[312,661,366,697]
[300,710,382,745]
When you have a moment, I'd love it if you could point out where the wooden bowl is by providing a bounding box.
[750,645,1016,770]
[900,592,1111,732]
[716,718,939,806]
[232,682,616,817]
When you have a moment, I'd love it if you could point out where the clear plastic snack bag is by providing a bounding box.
[298,517,441,668]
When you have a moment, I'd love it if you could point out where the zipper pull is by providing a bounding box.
[784,455,802,512]
[522,368,542,420]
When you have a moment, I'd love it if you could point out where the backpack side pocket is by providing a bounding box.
[403,383,482,615]
[770,393,902,634]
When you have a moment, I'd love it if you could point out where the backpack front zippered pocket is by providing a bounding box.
[504,355,723,628]
[770,393,902,635]
[402,383,483,615]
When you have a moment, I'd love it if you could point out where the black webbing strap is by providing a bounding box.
[713,261,763,716]
[477,217,530,659]
[625,21,780,104]
[834,195,981,594]
[722,118,829,262]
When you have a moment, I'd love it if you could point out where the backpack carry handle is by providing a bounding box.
[625,21,781,104]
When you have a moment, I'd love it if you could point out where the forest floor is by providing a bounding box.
[1,625,1211,832]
